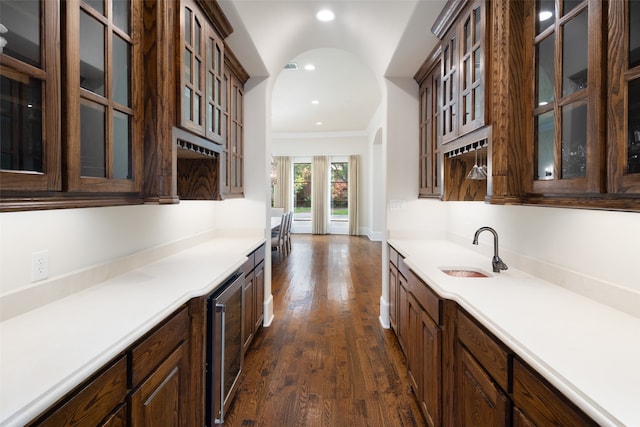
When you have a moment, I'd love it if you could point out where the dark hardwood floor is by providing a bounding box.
[223,234,426,427]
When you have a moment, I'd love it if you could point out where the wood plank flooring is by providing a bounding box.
[223,235,426,427]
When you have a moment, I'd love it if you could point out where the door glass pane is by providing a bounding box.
[113,35,130,106]
[184,87,191,121]
[293,163,311,221]
[562,0,582,16]
[464,17,471,53]
[194,20,201,53]
[80,102,106,177]
[0,1,40,67]
[194,59,200,88]
[536,34,555,106]
[535,110,555,180]
[80,11,105,96]
[536,0,554,34]
[207,104,213,132]
[113,110,131,179]
[330,162,348,222]
[85,0,104,15]
[112,0,130,34]
[630,0,640,69]
[0,75,42,172]
[562,10,588,97]
[185,8,192,46]
[185,50,192,83]
[561,103,587,178]
[627,78,640,174]
[474,7,481,43]
[194,93,200,125]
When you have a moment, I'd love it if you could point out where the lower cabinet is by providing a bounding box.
[28,244,266,426]
[28,357,128,427]
[242,244,266,355]
[387,244,597,427]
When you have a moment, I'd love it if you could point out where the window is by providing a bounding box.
[330,162,348,222]
[293,162,311,221]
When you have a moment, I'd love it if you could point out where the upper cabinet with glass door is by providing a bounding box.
[179,0,224,145]
[530,0,605,195]
[65,0,142,193]
[608,0,640,195]
[436,0,486,144]
[0,0,60,192]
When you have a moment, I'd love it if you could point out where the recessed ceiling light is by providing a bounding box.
[539,10,553,21]
[316,9,335,22]
[316,121,323,126]
[304,64,316,71]
[311,100,319,105]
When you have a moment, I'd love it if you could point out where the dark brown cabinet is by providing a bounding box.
[455,309,511,426]
[389,253,598,427]
[456,343,510,426]
[388,246,443,426]
[388,245,399,331]
[28,306,192,426]
[28,357,128,427]
[242,244,266,354]
[512,358,598,427]
[130,307,191,426]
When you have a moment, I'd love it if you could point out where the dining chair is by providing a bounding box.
[284,211,293,254]
[271,212,287,261]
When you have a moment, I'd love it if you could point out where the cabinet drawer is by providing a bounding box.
[408,270,441,325]
[513,358,597,426]
[254,243,266,265]
[130,306,189,387]
[457,310,510,392]
[242,252,255,276]
[29,356,127,427]
[389,244,399,267]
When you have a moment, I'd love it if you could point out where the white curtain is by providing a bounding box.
[312,156,328,234]
[348,155,359,235]
[273,156,292,212]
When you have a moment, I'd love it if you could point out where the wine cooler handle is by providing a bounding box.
[215,303,226,424]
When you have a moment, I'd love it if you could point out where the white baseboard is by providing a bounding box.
[379,296,390,328]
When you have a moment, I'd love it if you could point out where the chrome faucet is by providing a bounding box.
[472,226,508,273]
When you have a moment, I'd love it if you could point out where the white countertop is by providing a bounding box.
[388,239,640,427]
[0,236,264,427]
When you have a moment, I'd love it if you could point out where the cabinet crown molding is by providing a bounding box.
[431,0,470,39]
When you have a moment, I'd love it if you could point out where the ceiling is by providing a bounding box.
[218,0,447,134]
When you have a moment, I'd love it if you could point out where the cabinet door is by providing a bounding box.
[459,0,485,135]
[608,0,640,194]
[420,309,441,427]
[389,261,398,331]
[441,28,458,143]
[254,260,265,331]
[396,273,409,357]
[101,404,127,427]
[243,269,255,354]
[407,293,422,399]
[29,357,127,427]
[131,342,188,426]
[513,358,597,426]
[455,344,510,426]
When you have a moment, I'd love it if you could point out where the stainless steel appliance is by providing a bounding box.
[206,272,244,426]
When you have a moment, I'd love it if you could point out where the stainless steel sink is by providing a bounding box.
[440,268,490,278]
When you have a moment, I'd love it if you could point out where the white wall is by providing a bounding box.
[0,202,221,295]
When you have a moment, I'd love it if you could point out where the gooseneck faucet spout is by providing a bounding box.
[472,226,508,273]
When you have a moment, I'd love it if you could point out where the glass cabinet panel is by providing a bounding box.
[535,110,555,180]
[80,101,106,177]
[80,11,105,96]
[628,78,640,175]
[0,0,40,67]
[561,102,587,178]
[562,10,588,96]
[536,34,555,106]
[630,0,640,69]
[0,75,43,172]
[536,0,555,35]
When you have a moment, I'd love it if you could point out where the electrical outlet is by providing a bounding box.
[32,250,49,282]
